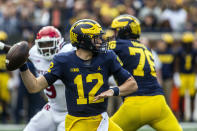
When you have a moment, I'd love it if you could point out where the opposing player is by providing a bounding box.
[19,19,138,131]
[23,26,75,131]
[108,14,182,131]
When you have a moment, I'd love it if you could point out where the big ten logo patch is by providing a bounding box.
[70,68,79,72]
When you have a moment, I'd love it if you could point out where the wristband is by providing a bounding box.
[0,41,5,50]
[111,87,120,96]
[19,63,28,72]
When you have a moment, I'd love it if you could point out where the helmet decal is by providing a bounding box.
[80,22,102,36]
[111,14,141,39]
[70,19,107,53]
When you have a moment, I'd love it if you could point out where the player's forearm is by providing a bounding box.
[20,69,48,93]
[118,76,138,96]
[0,41,11,53]
[94,76,138,102]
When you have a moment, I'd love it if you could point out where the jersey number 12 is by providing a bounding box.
[74,73,104,105]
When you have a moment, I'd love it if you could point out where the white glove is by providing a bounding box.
[173,72,181,88]
[0,41,5,50]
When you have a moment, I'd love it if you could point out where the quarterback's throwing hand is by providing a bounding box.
[93,89,114,102]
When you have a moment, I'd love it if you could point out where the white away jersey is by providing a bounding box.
[29,43,76,111]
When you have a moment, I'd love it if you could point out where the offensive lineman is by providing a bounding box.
[109,14,182,131]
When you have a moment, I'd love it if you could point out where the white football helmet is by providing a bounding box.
[35,26,64,60]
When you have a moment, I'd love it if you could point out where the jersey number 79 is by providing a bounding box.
[129,45,156,77]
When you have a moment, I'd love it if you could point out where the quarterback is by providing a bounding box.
[19,19,138,131]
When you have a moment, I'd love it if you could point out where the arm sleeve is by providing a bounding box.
[44,73,58,86]
[113,68,131,85]
[43,55,62,86]
[27,61,37,77]
[109,51,123,73]
[109,51,131,85]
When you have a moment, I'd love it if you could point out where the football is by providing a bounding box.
[6,41,29,71]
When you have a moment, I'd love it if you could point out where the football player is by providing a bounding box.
[174,32,196,121]
[18,19,138,131]
[0,31,11,123]
[24,26,76,131]
[108,14,182,131]
[156,33,175,106]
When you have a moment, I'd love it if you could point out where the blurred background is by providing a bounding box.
[0,0,197,130]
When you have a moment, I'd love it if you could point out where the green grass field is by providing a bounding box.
[0,122,197,131]
[137,122,197,131]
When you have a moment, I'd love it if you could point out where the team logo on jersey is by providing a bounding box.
[70,68,79,72]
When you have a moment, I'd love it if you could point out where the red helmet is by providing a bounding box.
[35,26,64,60]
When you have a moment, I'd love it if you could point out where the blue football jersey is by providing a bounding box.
[44,50,131,117]
[157,49,175,80]
[176,48,196,74]
[108,39,163,97]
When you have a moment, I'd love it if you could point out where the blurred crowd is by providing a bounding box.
[0,0,197,43]
[0,0,197,124]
